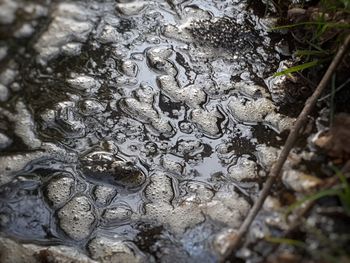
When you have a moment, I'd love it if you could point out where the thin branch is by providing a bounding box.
[264,170,349,259]
[221,34,350,261]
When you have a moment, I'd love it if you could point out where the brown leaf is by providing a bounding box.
[315,113,350,161]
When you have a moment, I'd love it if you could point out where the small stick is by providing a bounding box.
[264,170,349,259]
[221,34,350,260]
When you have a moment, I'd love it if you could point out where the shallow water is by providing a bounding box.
[0,0,294,262]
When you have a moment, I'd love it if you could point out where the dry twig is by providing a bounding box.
[221,34,350,260]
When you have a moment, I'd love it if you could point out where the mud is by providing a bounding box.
[0,0,296,262]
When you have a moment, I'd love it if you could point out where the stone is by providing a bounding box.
[0,83,9,102]
[0,0,18,24]
[282,169,323,193]
[0,132,12,149]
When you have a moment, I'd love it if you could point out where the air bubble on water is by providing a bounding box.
[191,108,223,137]
[227,155,258,181]
[58,195,96,240]
[93,185,117,206]
[102,203,133,225]
[144,172,174,203]
[46,175,74,207]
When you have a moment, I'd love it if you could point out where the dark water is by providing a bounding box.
[0,0,296,262]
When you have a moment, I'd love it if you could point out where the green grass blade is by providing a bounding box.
[273,60,322,77]
[265,236,306,247]
[285,188,341,215]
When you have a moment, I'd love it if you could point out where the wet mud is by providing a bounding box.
[0,0,297,262]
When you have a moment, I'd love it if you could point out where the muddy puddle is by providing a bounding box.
[0,0,298,262]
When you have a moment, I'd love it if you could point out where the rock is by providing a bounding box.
[201,190,250,229]
[179,181,215,204]
[46,175,74,207]
[282,169,322,193]
[41,101,86,139]
[264,113,295,133]
[0,132,12,149]
[0,83,9,102]
[58,195,96,240]
[0,0,18,24]
[0,100,42,148]
[62,42,83,56]
[143,201,205,234]
[0,46,7,61]
[0,66,17,86]
[255,144,280,169]
[263,196,282,211]
[212,228,237,257]
[14,23,35,38]
[96,24,122,44]
[0,237,38,263]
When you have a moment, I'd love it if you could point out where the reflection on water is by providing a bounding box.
[0,0,294,261]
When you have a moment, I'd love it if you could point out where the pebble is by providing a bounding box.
[0,0,18,24]
[0,132,12,150]
[0,84,10,102]
[282,169,323,193]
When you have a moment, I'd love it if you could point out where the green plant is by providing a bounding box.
[271,0,350,77]
[285,168,350,216]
